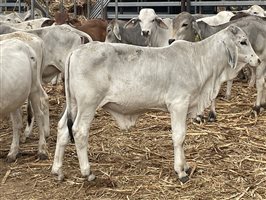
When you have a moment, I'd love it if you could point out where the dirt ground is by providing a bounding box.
[0,80,266,200]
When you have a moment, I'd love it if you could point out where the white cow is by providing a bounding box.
[0,39,48,161]
[0,12,23,23]
[0,25,92,142]
[125,8,172,47]
[196,11,235,26]
[51,26,260,183]
[0,24,92,81]
[0,18,51,30]
[241,5,265,17]
[0,31,50,146]
[0,10,43,23]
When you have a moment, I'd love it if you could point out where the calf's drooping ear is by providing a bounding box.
[155,17,168,29]
[124,17,139,29]
[192,21,202,41]
[223,41,238,69]
[41,19,55,27]
[113,23,121,41]
[81,36,90,44]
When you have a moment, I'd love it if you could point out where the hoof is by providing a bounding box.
[179,176,189,184]
[20,136,27,143]
[252,106,261,116]
[193,115,205,124]
[44,130,50,138]
[52,168,64,181]
[185,167,192,176]
[208,111,216,122]
[224,95,231,100]
[261,103,266,109]
[88,173,96,181]
[58,173,64,181]
[6,155,17,163]
[38,153,48,160]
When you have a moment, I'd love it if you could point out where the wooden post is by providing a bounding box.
[101,0,104,19]
[87,0,91,19]
[45,0,49,17]
[115,0,118,20]
[31,0,34,19]
[60,0,64,13]
[73,0,77,17]
[181,0,185,12]
[186,0,191,13]
[19,0,21,13]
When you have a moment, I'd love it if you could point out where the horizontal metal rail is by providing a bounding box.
[108,1,266,7]
[191,1,266,6]
[108,13,178,19]
[108,2,181,7]
[0,3,26,7]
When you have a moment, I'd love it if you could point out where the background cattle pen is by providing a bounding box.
[1,1,266,19]
[1,0,266,200]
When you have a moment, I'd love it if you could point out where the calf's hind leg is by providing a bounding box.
[7,109,23,162]
[52,110,71,181]
[29,90,49,160]
[73,105,97,182]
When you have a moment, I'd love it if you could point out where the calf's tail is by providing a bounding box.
[27,101,33,125]
[67,114,74,143]
[65,51,75,143]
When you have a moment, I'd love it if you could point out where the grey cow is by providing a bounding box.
[195,16,266,117]
[169,12,201,44]
[51,26,260,183]
[105,19,149,46]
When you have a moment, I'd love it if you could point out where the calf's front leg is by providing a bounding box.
[169,102,190,183]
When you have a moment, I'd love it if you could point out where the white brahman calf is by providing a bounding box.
[52,26,260,183]
[125,8,172,47]
[0,39,48,161]
[0,25,92,141]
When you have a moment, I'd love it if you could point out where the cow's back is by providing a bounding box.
[0,39,35,114]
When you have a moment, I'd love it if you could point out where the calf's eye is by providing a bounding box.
[182,23,188,27]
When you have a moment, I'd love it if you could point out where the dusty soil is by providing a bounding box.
[0,80,266,200]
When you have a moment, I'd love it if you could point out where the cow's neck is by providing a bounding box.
[193,32,232,116]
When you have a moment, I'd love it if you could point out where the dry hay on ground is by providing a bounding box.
[0,79,266,200]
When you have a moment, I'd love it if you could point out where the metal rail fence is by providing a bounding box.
[107,0,266,19]
[1,0,266,20]
[0,0,26,13]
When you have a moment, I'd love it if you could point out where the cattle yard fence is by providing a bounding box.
[0,0,266,19]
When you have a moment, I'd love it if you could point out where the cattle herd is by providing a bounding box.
[0,4,266,184]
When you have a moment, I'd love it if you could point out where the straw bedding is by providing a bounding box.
[0,1,265,199]
[0,77,265,199]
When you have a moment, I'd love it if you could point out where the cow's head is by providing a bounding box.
[224,25,260,70]
[105,20,121,43]
[169,12,200,44]
[124,8,168,37]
